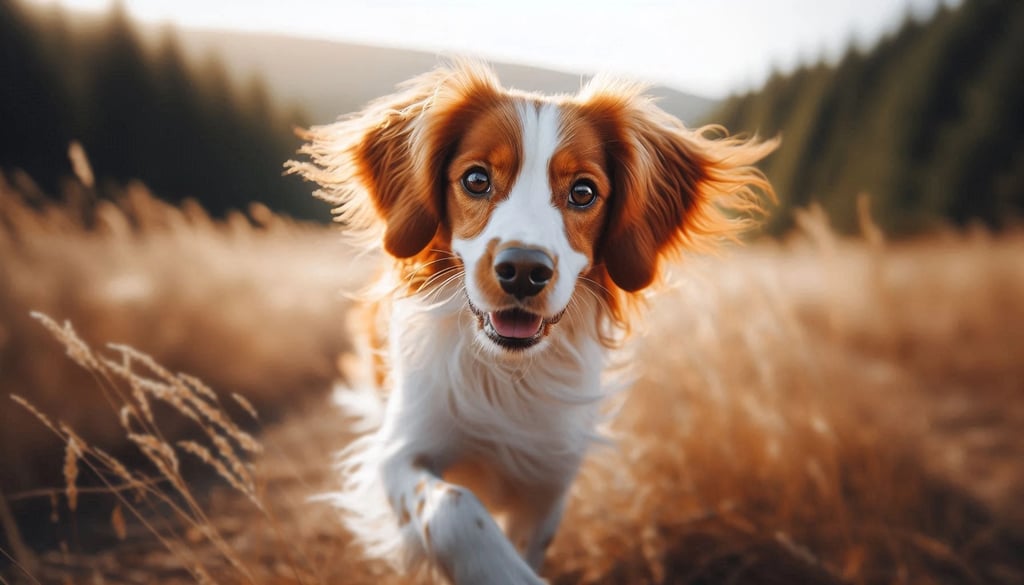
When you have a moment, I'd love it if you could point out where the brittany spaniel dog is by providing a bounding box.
[293,61,775,584]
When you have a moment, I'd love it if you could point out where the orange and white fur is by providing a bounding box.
[293,61,775,584]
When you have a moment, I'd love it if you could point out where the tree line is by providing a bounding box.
[0,0,326,220]
[710,0,1023,236]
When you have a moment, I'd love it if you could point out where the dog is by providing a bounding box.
[291,60,775,584]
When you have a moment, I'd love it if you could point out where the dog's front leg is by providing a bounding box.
[510,491,568,572]
[381,452,546,585]
[500,468,580,573]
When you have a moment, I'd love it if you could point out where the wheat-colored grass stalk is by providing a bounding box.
[9,312,301,584]
[62,434,82,513]
[232,393,260,421]
[177,441,259,508]
[0,491,38,582]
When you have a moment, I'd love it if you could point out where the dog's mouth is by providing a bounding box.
[467,300,563,350]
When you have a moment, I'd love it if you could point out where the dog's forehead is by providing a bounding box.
[454,97,522,159]
[550,113,606,171]
[452,94,606,172]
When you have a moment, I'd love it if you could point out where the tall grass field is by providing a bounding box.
[0,171,1021,584]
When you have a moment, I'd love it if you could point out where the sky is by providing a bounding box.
[29,0,954,98]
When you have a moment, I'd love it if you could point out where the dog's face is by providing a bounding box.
[445,100,610,350]
[295,63,775,354]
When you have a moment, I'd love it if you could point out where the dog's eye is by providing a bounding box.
[568,180,597,208]
[461,168,491,196]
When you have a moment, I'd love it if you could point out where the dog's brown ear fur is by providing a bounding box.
[576,78,778,292]
[289,61,503,258]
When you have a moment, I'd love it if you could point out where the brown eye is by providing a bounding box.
[569,179,597,208]
[461,167,491,196]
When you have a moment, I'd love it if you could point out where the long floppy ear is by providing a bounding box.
[577,79,778,292]
[289,62,502,258]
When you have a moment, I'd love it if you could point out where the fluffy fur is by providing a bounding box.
[290,61,776,584]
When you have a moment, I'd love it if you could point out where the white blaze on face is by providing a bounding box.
[452,101,589,316]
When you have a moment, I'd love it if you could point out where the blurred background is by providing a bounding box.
[6,0,1020,233]
[1,0,1022,583]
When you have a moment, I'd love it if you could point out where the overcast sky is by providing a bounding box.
[31,0,954,97]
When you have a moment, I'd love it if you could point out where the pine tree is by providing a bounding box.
[0,0,72,188]
[82,1,161,187]
[704,0,1022,235]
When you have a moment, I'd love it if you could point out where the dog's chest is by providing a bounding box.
[438,354,598,470]
[389,297,604,480]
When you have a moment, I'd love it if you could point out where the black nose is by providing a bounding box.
[494,247,554,299]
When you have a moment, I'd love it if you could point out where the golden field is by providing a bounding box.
[0,175,1021,585]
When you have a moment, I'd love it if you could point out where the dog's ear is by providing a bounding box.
[577,79,778,292]
[348,82,444,258]
[291,62,503,258]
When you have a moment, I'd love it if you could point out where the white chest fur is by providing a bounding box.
[382,293,607,484]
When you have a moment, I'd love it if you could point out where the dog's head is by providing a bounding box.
[294,62,775,353]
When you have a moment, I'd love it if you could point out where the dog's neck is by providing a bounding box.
[384,285,613,476]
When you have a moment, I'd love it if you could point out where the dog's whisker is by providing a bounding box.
[572,284,604,313]
[578,279,616,315]
[412,266,457,288]
[422,271,467,302]
[565,297,589,330]
[401,258,462,286]
[423,248,461,260]
[414,266,463,295]
[579,275,615,300]
[416,254,461,269]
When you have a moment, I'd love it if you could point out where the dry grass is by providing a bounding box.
[0,171,368,493]
[1,178,1022,585]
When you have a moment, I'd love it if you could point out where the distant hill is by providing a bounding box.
[163,28,717,126]
[711,0,1024,236]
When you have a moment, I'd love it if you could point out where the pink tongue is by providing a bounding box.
[489,310,543,339]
